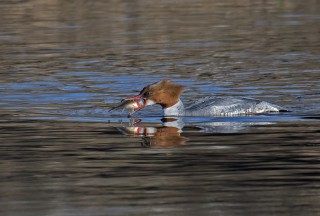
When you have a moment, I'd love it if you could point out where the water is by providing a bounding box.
[0,0,320,215]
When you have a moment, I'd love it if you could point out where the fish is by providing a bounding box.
[109,99,146,117]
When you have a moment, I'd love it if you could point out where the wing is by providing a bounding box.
[186,96,259,110]
[185,96,287,116]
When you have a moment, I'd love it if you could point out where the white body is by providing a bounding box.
[163,96,287,117]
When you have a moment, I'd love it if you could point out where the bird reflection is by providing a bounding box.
[116,118,188,148]
[115,117,273,148]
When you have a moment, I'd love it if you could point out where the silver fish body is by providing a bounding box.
[109,99,144,112]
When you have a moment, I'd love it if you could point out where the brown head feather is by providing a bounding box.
[141,80,186,108]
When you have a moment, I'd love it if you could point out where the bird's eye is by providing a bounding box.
[143,91,150,97]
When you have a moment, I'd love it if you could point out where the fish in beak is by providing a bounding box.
[120,92,156,116]
[109,98,147,117]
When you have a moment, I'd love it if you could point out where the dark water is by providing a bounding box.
[1,0,320,215]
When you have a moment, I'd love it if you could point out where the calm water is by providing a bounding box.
[1,0,320,215]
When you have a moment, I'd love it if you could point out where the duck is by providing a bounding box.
[120,80,288,117]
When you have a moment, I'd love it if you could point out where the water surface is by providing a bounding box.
[0,0,320,215]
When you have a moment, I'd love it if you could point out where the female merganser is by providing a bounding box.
[121,80,288,117]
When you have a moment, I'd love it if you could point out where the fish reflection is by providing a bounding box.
[115,117,273,148]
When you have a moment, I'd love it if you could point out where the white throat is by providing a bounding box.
[163,100,185,116]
